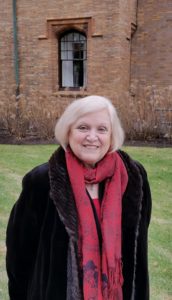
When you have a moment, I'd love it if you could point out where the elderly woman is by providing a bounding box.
[6,95,151,300]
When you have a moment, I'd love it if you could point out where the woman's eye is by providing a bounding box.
[98,127,108,133]
[78,125,88,131]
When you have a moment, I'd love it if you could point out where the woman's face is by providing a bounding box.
[68,109,112,167]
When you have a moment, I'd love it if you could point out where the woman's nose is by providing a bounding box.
[86,130,98,141]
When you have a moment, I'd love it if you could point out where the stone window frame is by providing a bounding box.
[38,17,94,93]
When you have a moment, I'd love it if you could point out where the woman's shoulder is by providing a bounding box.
[22,147,66,191]
[22,162,50,191]
[118,149,148,178]
[118,150,152,226]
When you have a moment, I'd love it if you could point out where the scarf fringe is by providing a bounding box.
[107,260,124,300]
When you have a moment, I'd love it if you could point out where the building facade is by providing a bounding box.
[0,0,171,141]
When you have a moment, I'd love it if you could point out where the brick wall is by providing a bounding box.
[130,0,172,139]
[16,0,132,98]
[131,0,172,86]
[0,1,15,91]
[0,0,171,141]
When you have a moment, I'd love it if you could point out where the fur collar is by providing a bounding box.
[49,147,78,241]
[48,147,143,238]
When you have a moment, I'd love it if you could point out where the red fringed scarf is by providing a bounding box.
[65,148,128,300]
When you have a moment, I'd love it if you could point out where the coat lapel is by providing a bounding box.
[118,150,144,299]
[49,147,78,241]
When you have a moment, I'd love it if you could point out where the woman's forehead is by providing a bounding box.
[74,109,111,123]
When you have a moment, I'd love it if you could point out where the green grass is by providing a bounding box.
[125,147,172,300]
[0,145,172,300]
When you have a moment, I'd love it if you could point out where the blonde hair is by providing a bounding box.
[55,95,124,152]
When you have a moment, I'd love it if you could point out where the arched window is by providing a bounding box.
[60,30,87,88]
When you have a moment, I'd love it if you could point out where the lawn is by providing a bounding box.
[0,144,171,300]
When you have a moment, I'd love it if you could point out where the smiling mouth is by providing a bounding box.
[83,145,99,148]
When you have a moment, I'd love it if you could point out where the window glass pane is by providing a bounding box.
[68,41,73,51]
[73,61,83,87]
[62,61,73,87]
[73,32,79,41]
[61,36,66,42]
[67,33,74,41]
[67,50,73,60]
[61,41,67,51]
[83,50,86,59]
[73,43,82,59]
[83,60,87,86]
[82,42,87,50]
[79,35,86,41]
[60,31,87,87]
[61,50,67,60]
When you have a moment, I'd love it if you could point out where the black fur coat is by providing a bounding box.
[6,147,151,300]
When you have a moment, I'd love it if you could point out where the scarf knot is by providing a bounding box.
[84,168,97,183]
